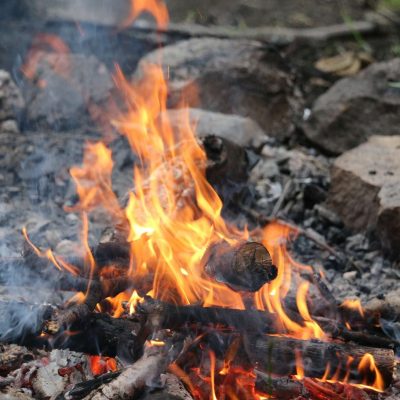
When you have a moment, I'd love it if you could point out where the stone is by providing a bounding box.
[23,53,113,130]
[304,58,400,154]
[0,120,19,133]
[136,38,302,140]
[343,270,357,281]
[328,135,400,257]
[165,108,267,147]
[0,70,24,122]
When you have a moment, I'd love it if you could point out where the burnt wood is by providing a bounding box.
[202,241,277,292]
[245,335,395,389]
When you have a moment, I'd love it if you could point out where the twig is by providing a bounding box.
[238,204,359,270]
[271,179,292,218]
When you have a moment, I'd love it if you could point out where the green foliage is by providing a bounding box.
[381,0,400,10]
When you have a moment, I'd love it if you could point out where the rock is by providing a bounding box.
[304,58,400,154]
[29,0,130,26]
[343,270,357,281]
[165,108,267,147]
[0,120,19,133]
[0,70,24,123]
[23,53,113,130]
[136,38,302,140]
[328,136,400,257]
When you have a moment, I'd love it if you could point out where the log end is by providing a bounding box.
[203,241,277,292]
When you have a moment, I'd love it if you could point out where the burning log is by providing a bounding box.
[255,375,310,399]
[202,241,277,292]
[245,335,395,389]
[0,301,143,361]
[137,297,278,333]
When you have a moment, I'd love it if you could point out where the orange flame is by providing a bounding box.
[358,353,385,392]
[122,0,169,29]
[341,299,365,318]
[209,351,218,400]
[21,34,71,82]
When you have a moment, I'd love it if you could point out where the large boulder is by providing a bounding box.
[23,53,113,130]
[304,58,400,154]
[136,38,302,140]
[327,135,400,257]
[165,108,267,147]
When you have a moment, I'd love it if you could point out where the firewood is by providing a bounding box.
[202,241,277,292]
[136,297,278,333]
[245,335,395,388]
[82,344,170,400]
[202,135,256,186]
[255,374,310,399]
[61,371,122,399]
[139,373,194,400]
[0,302,143,362]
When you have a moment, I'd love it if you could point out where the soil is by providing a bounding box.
[165,0,370,28]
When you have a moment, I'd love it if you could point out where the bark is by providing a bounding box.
[202,241,277,292]
[245,335,395,389]
[0,302,143,362]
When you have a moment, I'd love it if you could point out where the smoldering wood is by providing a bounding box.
[137,297,278,334]
[60,371,122,400]
[0,344,35,378]
[0,302,143,362]
[245,335,395,388]
[202,135,255,186]
[137,373,194,400]
[202,241,277,292]
[255,374,310,399]
[82,345,170,400]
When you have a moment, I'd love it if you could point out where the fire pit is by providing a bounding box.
[1,0,399,399]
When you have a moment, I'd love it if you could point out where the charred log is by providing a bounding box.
[137,297,278,334]
[202,241,277,292]
[0,302,143,362]
[255,375,310,399]
[245,335,395,389]
[60,371,121,400]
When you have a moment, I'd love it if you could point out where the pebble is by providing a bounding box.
[343,270,357,281]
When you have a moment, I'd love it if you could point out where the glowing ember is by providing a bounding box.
[89,355,118,376]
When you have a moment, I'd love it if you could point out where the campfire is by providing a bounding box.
[0,1,399,399]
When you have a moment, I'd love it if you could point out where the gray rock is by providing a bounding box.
[29,0,130,26]
[0,70,24,122]
[343,270,357,281]
[0,120,19,133]
[304,58,400,154]
[164,108,267,147]
[23,53,113,130]
[328,135,400,257]
[136,38,302,139]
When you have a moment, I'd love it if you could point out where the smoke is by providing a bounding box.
[380,318,400,356]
